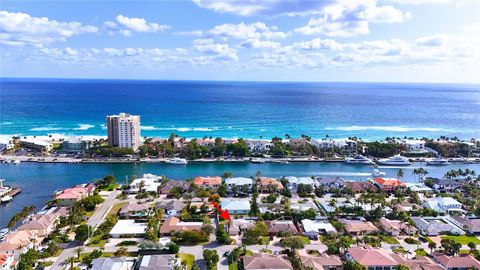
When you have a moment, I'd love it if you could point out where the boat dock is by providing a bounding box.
[0,179,21,204]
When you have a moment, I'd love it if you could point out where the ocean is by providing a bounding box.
[1,79,479,140]
[1,161,480,228]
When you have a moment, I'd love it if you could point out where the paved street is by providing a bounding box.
[87,190,121,228]
[49,241,82,270]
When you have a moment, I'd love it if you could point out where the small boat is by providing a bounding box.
[345,154,374,165]
[165,158,188,165]
[377,154,412,166]
[12,160,20,164]
[251,158,266,163]
[426,157,450,166]
[1,195,13,203]
[371,169,386,177]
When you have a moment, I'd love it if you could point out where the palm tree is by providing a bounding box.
[75,247,83,259]
[66,257,75,270]
[397,169,404,179]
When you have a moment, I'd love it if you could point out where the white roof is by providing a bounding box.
[130,174,163,192]
[405,183,433,192]
[109,220,147,236]
[221,199,251,211]
[301,219,337,234]
[225,177,253,186]
[22,138,52,147]
[286,176,315,185]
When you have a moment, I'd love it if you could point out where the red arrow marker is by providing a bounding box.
[209,198,231,221]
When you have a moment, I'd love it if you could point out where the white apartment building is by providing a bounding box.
[106,113,141,150]
[245,139,272,153]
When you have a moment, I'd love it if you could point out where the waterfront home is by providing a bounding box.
[379,217,417,236]
[405,183,433,193]
[119,202,151,219]
[0,138,14,152]
[55,184,96,206]
[91,257,134,270]
[129,174,164,194]
[109,220,147,238]
[17,211,63,237]
[344,181,377,193]
[422,197,464,214]
[20,138,53,152]
[316,177,345,190]
[432,253,480,270]
[257,177,284,193]
[340,219,379,236]
[155,200,184,217]
[301,219,337,239]
[221,198,251,215]
[245,139,272,153]
[299,254,343,270]
[243,253,293,270]
[134,254,180,270]
[430,178,463,192]
[193,176,222,189]
[159,217,203,236]
[345,246,403,270]
[224,177,253,193]
[0,254,15,270]
[265,220,299,237]
[411,217,465,236]
[448,216,480,234]
[196,138,215,147]
[290,201,318,212]
[311,139,357,152]
[228,219,255,236]
[372,177,405,191]
[399,139,427,153]
[159,180,190,195]
[0,230,38,259]
[284,176,315,191]
[405,256,443,270]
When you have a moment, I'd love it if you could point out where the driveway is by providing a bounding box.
[49,241,82,270]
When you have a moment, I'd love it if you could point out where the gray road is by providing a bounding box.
[49,241,82,270]
[87,190,121,228]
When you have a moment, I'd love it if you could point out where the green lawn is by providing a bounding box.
[441,235,480,245]
[246,250,254,256]
[259,237,270,245]
[87,236,107,247]
[297,236,311,244]
[415,249,428,256]
[99,183,119,191]
[380,235,400,245]
[178,253,195,270]
[108,202,128,216]
[228,262,238,270]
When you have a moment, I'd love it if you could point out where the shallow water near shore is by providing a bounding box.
[2,161,480,228]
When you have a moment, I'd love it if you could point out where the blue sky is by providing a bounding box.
[1,0,479,82]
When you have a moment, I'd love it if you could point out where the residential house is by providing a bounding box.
[448,216,480,235]
[344,181,377,193]
[243,253,293,270]
[0,230,38,259]
[227,219,255,236]
[17,211,63,238]
[373,177,405,191]
[259,203,285,215]
[196,139,215,147]
[224,177,253,193]
[316,177,345,191]
[301,219,337,239]
[193,176,222,189]
[284,176,315,190]
[90,257,134,270]
[20,138,53,152]
[311,139,357,152]
[55,184,96,206]
[411,217,465,236]
[340,219,379,236]
[379,217,417,236]
[257,177,284,193]
[405,256,443,270]
[159,217,203,236]
[155,200,184,217]
[221,198,251,215]
[134,254,180,270]
[345,246,403,270]
[400,139,426,153]
[245,139,272,153]
[129,174,164,194]
[430,178,463,192]
[394,202,422,212]
[290,201,318,212]
[109,220,148,238]
[299,254,343,270]
[405,183,433,193]
[159,180,189,195]
[0,254,15,270]
[423,197,464,214]
[432,253,480,270]
[119,202,151,219]
[265,220,299,237]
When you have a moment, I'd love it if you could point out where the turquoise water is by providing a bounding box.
[1,162,480,228]
[1,79,480,140]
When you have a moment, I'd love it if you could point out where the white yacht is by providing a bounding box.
[377,154,412,166]
[371,169,386,177]
[345,154,374,165]
[426,157,450,166]
[165,158,188,165]
[251,158,266,164]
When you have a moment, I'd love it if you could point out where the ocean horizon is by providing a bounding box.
[1,78,480,141]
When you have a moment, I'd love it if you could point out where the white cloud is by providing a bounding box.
[193,38,239,61]
[293,38,344,50]
[207,22,287,40]
[104,15,170,36]
[0,10,97,46]
[295,0,411,37]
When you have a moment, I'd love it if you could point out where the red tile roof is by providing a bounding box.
[193,176,222,187]
[373,177,405,188]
